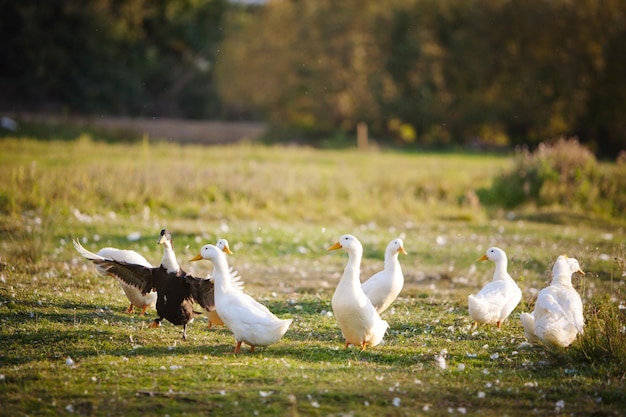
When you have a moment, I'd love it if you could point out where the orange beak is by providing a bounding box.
[327,242,342,251]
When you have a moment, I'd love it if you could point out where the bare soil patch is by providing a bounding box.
[10,113,267,144]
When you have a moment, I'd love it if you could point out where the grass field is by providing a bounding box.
[1,136,625,416]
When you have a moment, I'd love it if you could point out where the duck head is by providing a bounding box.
[567,257,585,275]
[477,247,506,263]
[389,238,408,256]
[216,238,234,255]
[190,244,224,263]
[157,229,172,246]
[327,234,363,253]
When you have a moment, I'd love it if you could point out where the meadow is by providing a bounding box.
[0,136,625,416]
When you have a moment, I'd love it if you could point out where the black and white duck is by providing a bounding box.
[74,229,220,339]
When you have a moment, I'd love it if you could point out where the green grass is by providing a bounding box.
[1,136,625,416]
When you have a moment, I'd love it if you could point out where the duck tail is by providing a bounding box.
[73,239,107,262]
[520,312,538,342]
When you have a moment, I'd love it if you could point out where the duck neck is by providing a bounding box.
[160,242,180,273]
[339,250,362,290]
[385,251,400,272]
[551,275,573,288]
[212,257,233,294]
[493,258,509,281]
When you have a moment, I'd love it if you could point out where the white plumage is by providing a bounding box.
[203,238,242,328]
[468,247,522,329]
[190,244,292,353]
[328,234,389,349]
[361,238,407,314]
[520,255,585,348]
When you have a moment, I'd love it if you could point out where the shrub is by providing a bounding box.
[574,295,626,376]
[478,137,626,217]
[599,159,626,218]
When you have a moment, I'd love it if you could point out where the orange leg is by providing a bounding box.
[234,341,242,354]
[126,303,134,314]
[345,341,350,348]
[497,321,502,329]
[139,305,149,316]
[149,319,162,328]
[361,341,367,351]
[250,345,255,353]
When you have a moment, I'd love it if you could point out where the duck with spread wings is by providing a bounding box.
[73,230,223,339]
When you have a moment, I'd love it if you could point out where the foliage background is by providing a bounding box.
[1,0,625,156]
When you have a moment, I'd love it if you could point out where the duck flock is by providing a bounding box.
[73,229,586,353]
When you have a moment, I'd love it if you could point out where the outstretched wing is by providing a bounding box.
[73,239,156,294]
[185,273,215,311]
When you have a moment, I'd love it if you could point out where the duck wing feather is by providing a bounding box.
[73,239,156,294]
[185,274,216,311]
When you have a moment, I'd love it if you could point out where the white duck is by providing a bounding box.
[328,234,389,349]
[361,238,407,314]
[93,246,157,315]
[190,244,292,353]
[520,255,585,348]
[468,247,522,329]
[203,238,242,328]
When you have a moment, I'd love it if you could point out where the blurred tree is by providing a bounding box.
[575,0,626,158]
[1,0,624,155]
[216,0,409,138]
[217,0,625,154]
[384,1,450,145]
[0,0,228,118]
